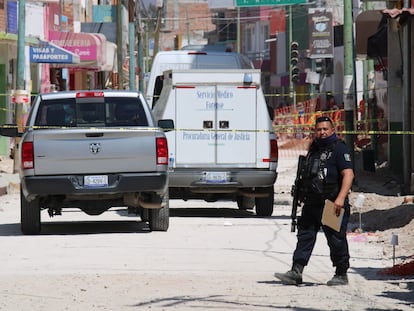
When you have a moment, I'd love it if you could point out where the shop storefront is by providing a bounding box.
[47,31,116,90]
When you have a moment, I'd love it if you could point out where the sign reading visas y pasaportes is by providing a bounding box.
[236,0,307,6]
[30,41,80,64]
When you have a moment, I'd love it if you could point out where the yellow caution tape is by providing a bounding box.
[0,124,412,135]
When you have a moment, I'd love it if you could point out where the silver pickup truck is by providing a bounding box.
[0,90,174,235]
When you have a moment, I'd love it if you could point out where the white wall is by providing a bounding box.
[26,3,44,39]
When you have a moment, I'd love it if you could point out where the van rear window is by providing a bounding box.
[35,97,148,128]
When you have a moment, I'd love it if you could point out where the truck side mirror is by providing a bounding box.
[158,119,174,132]
[0,124,20,137]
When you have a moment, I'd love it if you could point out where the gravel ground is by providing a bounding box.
[277,149,414,276]
[0,151,413,310]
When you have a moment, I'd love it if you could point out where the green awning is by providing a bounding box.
[0,32,39,45]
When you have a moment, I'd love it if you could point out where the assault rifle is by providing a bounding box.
[291,155,306,232]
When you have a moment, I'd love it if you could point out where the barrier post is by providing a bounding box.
[12,89,31,173]
[14,89,30,133]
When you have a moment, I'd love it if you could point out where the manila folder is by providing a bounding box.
[322,200,344,232]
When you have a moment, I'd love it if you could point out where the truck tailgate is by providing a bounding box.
[32,129,159,175]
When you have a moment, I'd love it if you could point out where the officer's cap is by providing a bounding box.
[315,116,334,127]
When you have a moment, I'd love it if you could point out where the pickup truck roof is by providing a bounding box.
[29,90,154,128]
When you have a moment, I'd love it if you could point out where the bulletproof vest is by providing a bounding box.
[300,141,339,201]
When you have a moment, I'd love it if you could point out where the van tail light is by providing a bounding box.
[21,142,34,169]
[270,138,278,162]
[156,137,168,165]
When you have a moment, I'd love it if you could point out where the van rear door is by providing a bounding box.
[175,85,215,165]
[174,84,257,166]
[216,85,256,164]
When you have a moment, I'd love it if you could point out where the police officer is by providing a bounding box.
[275,116,354,286]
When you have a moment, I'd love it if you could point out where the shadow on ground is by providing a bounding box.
[349,204,414,232]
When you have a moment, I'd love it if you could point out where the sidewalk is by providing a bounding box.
[0,156,20,196]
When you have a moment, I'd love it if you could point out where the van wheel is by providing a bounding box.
[255,186,274,216]
[149,193,169,231]
[20,189,41,235]
[237,196,255,210]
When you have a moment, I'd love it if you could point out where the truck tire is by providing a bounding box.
[237,196,255,210]
[255,186,274,216]
[20,189,41,235]
[140,207,149,222]
[149,193,169,231]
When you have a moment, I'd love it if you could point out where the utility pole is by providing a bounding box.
[343,0,355,161]
[364,1,377,157]
[16,0,26,107]
[186,7,190,45]
[138,34,143,92]
[117,0,124,89]
[15,0,30,171]
[237,7,240,53]
[136,0,144,92]
[152,3,163,62]
[288,5,296,111]
[128,0,136,90]
[402,0,412,191]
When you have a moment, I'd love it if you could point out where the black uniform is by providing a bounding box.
[293,134,353,275]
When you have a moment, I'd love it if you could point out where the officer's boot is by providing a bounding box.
[327,267,348,286]
[274,263,304,285]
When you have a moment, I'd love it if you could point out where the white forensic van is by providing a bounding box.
[152,69,278,216]
[146,50,254,108]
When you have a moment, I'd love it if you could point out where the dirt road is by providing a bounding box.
[0,156,413,310]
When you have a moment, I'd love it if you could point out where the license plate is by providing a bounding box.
[84,175,108,188]
[205,172,227,183]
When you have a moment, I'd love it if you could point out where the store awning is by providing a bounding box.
[101,42,117,72]
[355,10,385,59]
[48,30,111,70]
[356,7,414,60]
[30,40,80,64]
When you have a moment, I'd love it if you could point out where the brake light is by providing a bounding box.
[156,137,168,165]
[21,142,34,169]
[270,138,278,162]
[76,91,104,98]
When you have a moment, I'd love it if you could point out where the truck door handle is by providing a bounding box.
[203,120,213,129]
[219,121,229,129]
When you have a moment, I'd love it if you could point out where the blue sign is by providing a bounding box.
[30,41,80,64]
[92,5,116,22]
[7,1,18,34]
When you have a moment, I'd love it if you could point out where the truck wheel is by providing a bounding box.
[20,189,41,235]
[237,196,255,210]
[255,186,274,216]
[149,193,169,231]
[140,207,149,222]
